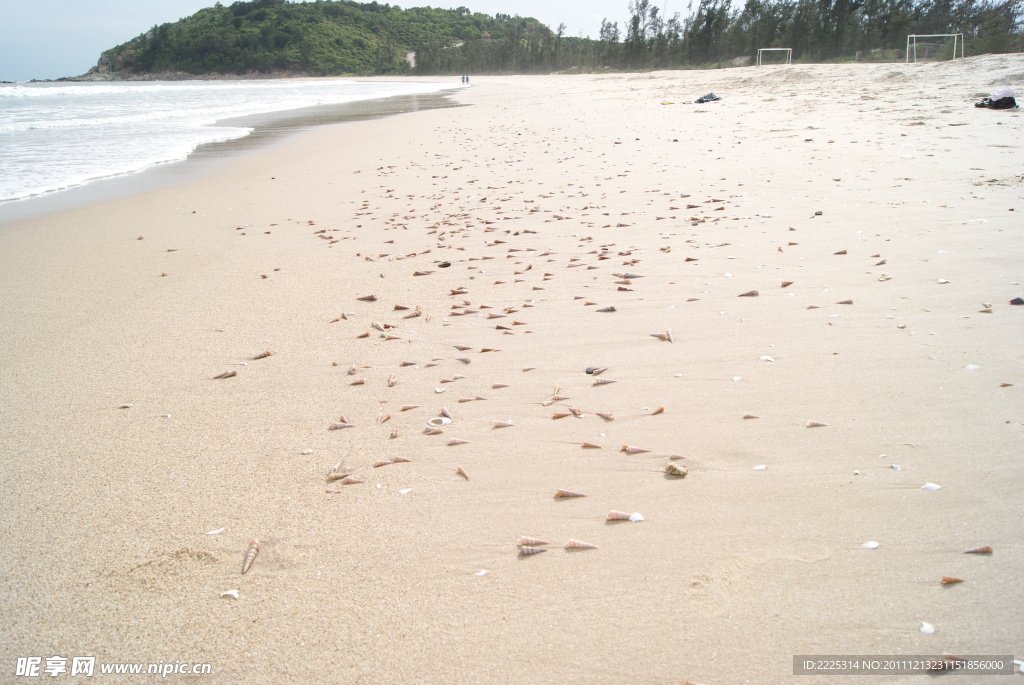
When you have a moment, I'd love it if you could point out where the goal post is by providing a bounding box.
[905,34,965,62]
[757,48,792,66]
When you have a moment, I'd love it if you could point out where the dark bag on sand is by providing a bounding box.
[975,96,1017,109]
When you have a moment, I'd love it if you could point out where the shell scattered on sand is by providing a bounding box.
[607,510,643,522]
[621,445,650,455]
[212,370,237,379]
[456,466,469,480]
[555,489,586,498]
[252,350,274,360]
[565,539,599,550]
[328,422,355,430]
[806,420,828,428]
[664,463,688,477]
[241,539,260,574]
[518,536,550,547]
[519,545,548,556]
[964,545,992,554]
[940,576,965,585]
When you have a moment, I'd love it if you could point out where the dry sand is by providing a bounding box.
[1,56,1022,683]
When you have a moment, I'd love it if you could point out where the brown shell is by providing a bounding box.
[581,442,602,449]
[620,445,650,455]
[212,370,237,380]
[493,420,515,428]
[565,539,599,550]
[941,576,965,585]
[252,351,274,360]
[651,407,665,416]
[518,546,548,556]
[455,466,469,480]
[595,412,615,422]
[964,545,993,554]
[447,438,470,446]
[738,290,759,297]
[340,476,364,485]
[555,489,586,498]
[606,510,633,521]
[806,420,828,428]
[241,539,260,574]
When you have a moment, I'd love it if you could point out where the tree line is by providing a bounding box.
[94,0,1022,78]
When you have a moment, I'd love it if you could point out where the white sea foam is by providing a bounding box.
[0,79,455,203]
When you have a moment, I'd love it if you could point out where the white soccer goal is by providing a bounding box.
[905,34,965,62]
[757,48,792,66]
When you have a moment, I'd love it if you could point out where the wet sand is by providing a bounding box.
[1,57,1022,683]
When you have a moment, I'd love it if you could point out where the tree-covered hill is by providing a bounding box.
[89,0,554,77]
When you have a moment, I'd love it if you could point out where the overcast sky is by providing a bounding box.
[1,0,680,82]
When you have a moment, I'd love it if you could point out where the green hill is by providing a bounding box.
[88,0,555,78]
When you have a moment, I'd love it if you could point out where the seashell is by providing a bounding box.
[551,394,570,401]
[212,370,237,379]
[593,378,617,386]
[434,387,445,393]
[588,367,608,376]
[806,420,828,428]
[456,357,471,364]
[241,539,260,574]
[1000,382,1013,387]
[391,456,411,463]
[426,417,451,428]
[552,412,572,420]
[964,545,992,554]
[493,420,515,428]
[581,442,602,449]
[805,305,819,310]
[940,576,965,585]
[118,404,132,409]
[447,438,470,446]
[340,476,364,485]
[781,281,793,287]
[387,374,398,387]
[833,250,847,255]
[596,306,617,312]
[920,622,935,634]
[753,465,767,471]
[371,321,386,332]
[742,413,760,419]
[555,489,586,498]
[326,471,351,482]
[921,482,941,491]
[221,590,239,599]
[399,405,419,412]
[378,413,391,424]
[651,407,665,416]
[519,546,548,556]
[423,427,444,435]
[456,466,469,480]
[568,407,583,417]
[373,459,394,468]
[205,527,226,535]
[458,397,476,403]
[665,463,688,477]
[518,536,551,547]
[382,334,401,341]
[595,412,615,421]
[620,445,650,455]
[565,539,599,550]
[357,294,378,301]
[861,541,880,549]
[738,290,759,297]
[348,364,358,375]
[606,510,634,521]
[522,366,536,372]
[440,407,453,419]
[252,351,274,360]
[328,422,355,430]
[836,299,853,305]
[492,383,510,389]
[389,430,398,439]
[350,379,365,385]
[651,330,673,342]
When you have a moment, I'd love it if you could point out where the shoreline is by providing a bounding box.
[0,83,466,227]
[1,60,1021,683]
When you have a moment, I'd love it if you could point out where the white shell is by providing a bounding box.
[753,465,766,471]
[473,570,488,577]
[921,482,941,491]
[862,541,880,549]
[204,527,226,535]
[426,417,452,427]
[398,488,412,495]
[920,622,936,634]
[220,590,239,599]
[628,512,644,522]
[759,355,775,362]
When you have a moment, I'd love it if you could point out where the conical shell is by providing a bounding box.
[213,370,237,380]
[241,539,260,574]
[606,510,633,520]
[391,456,412,463]
[941,576,965,585]
[836,299,853,305]
[518,536,551,547]
[493,420,515,428]
[519,546,548,556]
[399,405,419,411]
[423,426,444,435]
[387,374,398,387]
[581,442,602,449]
[552,412,572,419]
[595,412,615,421]
[492,383,510,389]
[651,407,665,416]
[589,367,608,376]
[565,539,599,550]
[964,545,992,554]
[447,438,470,446]
[738,290,759,297]
[555,489,586,498]
[742,413,760,419]
[664,463,688,477]
[596,306,616,312]
[326,472,351,482]
[455,466,469,480]
[373,460,394,468]
[357,294,377,302]
[252,351,274,360]
[806,420,828,428]
[621,445,650,455]
[593,378,617,386]
[328,422,355,430]
[340,476,364,485]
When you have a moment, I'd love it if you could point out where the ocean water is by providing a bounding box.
[0,79,457,204]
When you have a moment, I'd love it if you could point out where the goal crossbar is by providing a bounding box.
[757,48,792,66]
[905,34,965,62]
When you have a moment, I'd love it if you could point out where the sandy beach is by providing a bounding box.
[1,56,1022,683]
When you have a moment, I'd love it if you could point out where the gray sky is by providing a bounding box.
[0,1,678,82]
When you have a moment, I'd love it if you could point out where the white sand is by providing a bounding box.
[1,56,1022,683]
